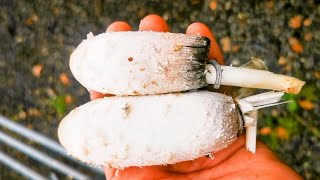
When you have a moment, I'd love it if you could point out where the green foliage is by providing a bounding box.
[260,108,301,152]
[50,95,66,118]
[277,117,300,137]
[282,93,299,112]
[264,114,274,127]
[260,131,280,151]
[287,101,299,113]
[299,85,317,101]
[260,115,300,150]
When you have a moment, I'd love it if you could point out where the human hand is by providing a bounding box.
[90,14,301,180]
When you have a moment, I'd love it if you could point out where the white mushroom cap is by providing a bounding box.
[70,32,209,95]
[58,91,241,168]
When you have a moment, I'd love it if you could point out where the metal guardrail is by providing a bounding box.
[0,115,105,179]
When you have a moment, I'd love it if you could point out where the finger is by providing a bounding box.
[139,14,170,32]
[104,165,171,179]
[106,21,132,32]
[104,166,117,179]
[89,90,114,100]
[89,90,105,100]
[164,135,245,174]
[186,22,224,65]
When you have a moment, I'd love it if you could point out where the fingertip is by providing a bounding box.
[89,90,105,100]
[104,166,117,179]
[106,21,132,32]
[139,14,170,32]
[186,22,225,64]
[90,90,115,100]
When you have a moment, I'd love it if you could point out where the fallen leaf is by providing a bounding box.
[191,0,201,5]
[52,7,60,15]
[15,35,23,43]
[285,64,292,72]
[289,15,303,29]
[46,88,56,97]
[275,126,289,140]
[28,108,40,117]
[27,124,34,129]
[298,100,315,110]
[138,8,146,18]
[260,127,272,136]
[266,1,274,9]
[271,109,279,117]
[315,71,320,79]
[304,32,312,41]
[59,73,70,86]
[17,110,27,120]
[220,37,231,52]
[25,13,39,26]
[303,18,312,27]
[288,37,303,53]
[278,56,287,66]
[232,45,240,52]
[32,64,43,77]
[64,94,73,104]
[209,0,218,10]
[237,12,247,21]
[224,1,232,10]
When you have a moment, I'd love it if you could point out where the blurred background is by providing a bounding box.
[0,0,319,179]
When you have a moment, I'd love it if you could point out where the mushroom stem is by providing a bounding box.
[245,110,258,153]
[206,64,305,94]
[238,91,286,153]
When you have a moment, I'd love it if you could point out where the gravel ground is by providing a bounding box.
[0,0,319,179]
